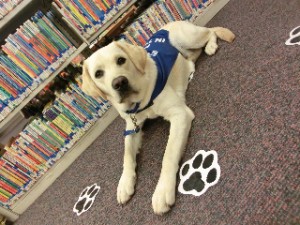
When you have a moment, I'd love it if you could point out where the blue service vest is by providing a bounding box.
[125,29,179,115]
[124,30,180,135]
[144,29,179,99]
[144,30,179,81]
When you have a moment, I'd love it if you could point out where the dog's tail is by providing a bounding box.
[210,27,235,43]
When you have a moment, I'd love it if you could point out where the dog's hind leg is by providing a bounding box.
[204,31,218,56]
[205,27,235,55]
[166,21,212,61]
[165,21,235,61]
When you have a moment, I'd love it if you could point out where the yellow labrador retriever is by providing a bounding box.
[81,21,235,214]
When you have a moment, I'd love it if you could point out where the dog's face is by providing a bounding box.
[82,41,148,107]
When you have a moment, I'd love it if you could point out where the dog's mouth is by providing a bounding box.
[118,87,139,104]
[112,76,138,103]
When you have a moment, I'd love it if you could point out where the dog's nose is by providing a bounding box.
[112,76,129,91]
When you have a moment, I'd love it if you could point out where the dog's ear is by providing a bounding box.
[115,41,147,75]
[81,61,106,99]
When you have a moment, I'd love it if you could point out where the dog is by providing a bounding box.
[81,21,235,214]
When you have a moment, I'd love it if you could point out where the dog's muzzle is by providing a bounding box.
[112,76,129,92]
[112,76,135,102]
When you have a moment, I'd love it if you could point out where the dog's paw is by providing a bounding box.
[117,171,136,204]
[205,42,218,55]
[178,150,220,196]
[152,180,176,215]
[73,183,100,216]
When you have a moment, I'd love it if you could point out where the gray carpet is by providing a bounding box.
[15,0,300,224]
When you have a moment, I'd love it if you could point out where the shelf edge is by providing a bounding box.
[0,0,33,30]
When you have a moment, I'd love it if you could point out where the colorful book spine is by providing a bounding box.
[121,0,214,45]
[0,10,76,122]
[52,0,132,38]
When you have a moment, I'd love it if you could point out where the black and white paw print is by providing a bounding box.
[73,183,100,216]
[178,150,220,196]
[285,26,300,45]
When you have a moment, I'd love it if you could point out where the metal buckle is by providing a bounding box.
[130,114,140,132]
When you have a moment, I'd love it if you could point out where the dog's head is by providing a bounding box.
[81,41,148,107]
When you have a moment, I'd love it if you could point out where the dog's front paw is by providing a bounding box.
[152,180,176,215]
[117,171,136,205]
[205,42,218,56]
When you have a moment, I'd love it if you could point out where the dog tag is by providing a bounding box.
[188,71,194,82]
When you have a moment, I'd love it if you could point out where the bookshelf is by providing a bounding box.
[0,0,231,222]
[0,44,87,134]
[0,107,119,221]
[193,0,231,26]
[0,0,33,30]
[87,0,137,45]
[0,0,139,134]
[12,107,118,214]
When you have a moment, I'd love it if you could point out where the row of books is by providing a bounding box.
[0,10,76,122]
[0,76,111,207]
[121,0,213,46]
[0,0,24,20]
[52,0,132,39]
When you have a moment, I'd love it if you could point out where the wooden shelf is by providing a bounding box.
[0,206,18,223]
[0,0,33,30]
[193,0,230,26]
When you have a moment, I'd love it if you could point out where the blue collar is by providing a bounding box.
[125,73,165,114]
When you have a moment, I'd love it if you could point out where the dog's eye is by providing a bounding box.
[95,70,104,79]
[117,57,126,65]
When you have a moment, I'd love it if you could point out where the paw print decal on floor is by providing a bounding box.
[178,150,220,196]
[73,183,100,216]
[285,26,300,45]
